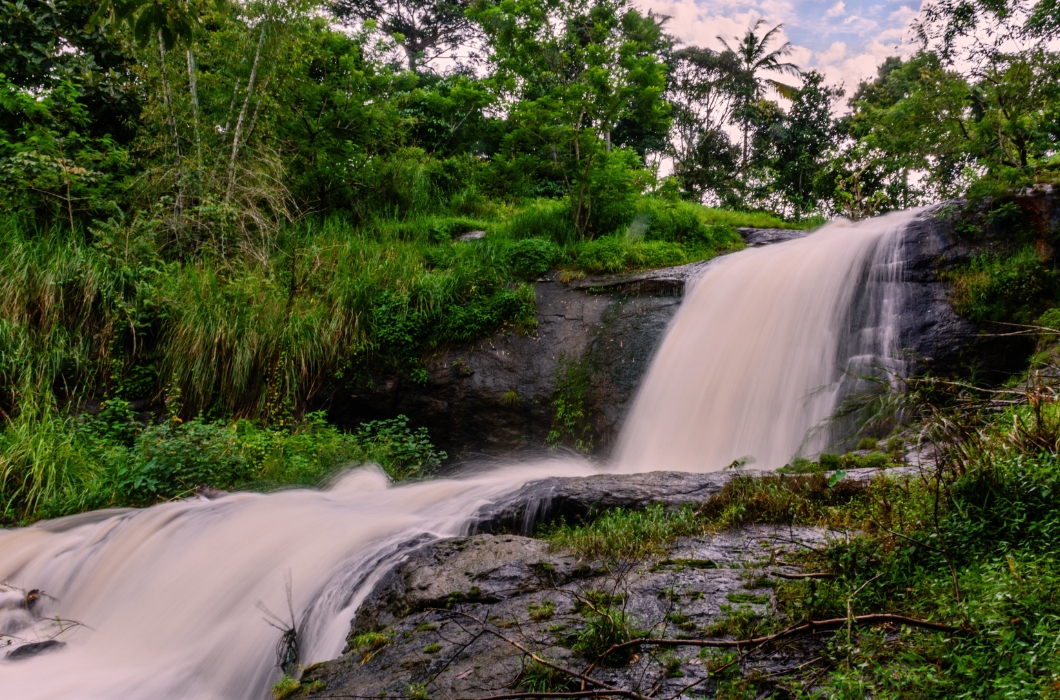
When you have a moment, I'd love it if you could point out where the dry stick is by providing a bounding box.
[186,47,202,167]
[846,574,883,643]
[225,23,266,204]
[774,572,835,580]
[603,613,962,656]
[438,610,655,700]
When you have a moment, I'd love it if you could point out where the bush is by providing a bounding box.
[118,418,251,505]
[354,415,447,480]
[504,200,577,246]
[585,148,646,237]
[950,246,1056,323]
[507,238,561,279]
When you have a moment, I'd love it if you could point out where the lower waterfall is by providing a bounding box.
[0,210,918,699]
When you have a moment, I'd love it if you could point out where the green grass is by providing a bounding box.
[542,504,703,560]
[692,205,824,230]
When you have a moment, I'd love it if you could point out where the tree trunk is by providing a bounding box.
[158,36,183,219]
[226,24,266,204]
[187,48,202,167]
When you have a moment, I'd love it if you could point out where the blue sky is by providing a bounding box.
[638,0,922,100]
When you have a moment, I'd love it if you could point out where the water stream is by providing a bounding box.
[0,210,919,698]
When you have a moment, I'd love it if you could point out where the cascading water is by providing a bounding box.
[618,208,918,472]
[0,210,918,699]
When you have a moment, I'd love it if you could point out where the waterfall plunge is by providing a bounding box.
[0,210,917,699]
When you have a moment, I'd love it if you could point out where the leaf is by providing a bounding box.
[828,469,847,487]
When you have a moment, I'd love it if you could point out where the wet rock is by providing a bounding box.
[471,466,910,534]
[302,527,830,699]
[6,640,66,660]
[738,227,813,246]
[326,265,689,458]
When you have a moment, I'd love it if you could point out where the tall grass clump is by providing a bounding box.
[542,504,702,560]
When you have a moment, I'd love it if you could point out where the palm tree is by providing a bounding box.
[719,20,802,171]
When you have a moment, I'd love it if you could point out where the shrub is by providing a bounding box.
[586,148,646,237]
[507,238,561,279]
[949,246,1056,323]
[119,418,251,504]
[504,200,577,246]
[353,415,447,480]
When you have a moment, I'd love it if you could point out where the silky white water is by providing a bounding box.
[0,210,916,698]
[618,208,917,472]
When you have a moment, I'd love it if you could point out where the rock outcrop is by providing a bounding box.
[302,526,826,699]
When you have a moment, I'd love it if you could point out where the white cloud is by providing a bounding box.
[824,2,846,19]
[638,0,920,112]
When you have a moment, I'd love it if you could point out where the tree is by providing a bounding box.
[718,20,801,171]
[471,0,670,238]
[665,46,749,203]
[767,72,842,217]
[329,0,479,72]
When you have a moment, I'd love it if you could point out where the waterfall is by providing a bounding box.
[618,208,917,472]
[0,210,918,698]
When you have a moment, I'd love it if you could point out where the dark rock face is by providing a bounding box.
[737,227,812,246]
[327,266,695,459]
[6,639,66,660]
[302,527,828,700]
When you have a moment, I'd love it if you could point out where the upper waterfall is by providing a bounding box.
[617,209,917,472]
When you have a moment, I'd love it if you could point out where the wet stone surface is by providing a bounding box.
[302,526,832,699]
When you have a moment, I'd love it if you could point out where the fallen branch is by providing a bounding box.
[605,613,963,654]
[774,572,835,580]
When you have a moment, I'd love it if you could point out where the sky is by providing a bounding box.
[637,0,924,105]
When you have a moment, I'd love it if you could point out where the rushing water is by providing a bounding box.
[617,208,917,472]
[0,210,918,698]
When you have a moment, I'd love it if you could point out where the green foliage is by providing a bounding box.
[118,418,252,504]
[271,675,303,700]
[949,247,1057,323]
[407,682,429,700]
[542,504,701,560]
[471,0,669,237]
[570,600,643,665]
[0,408,444,524]
[352,415,446,481]
[574,236,688,274]
[520,659,575,693]
[547,354,593,452]
[502,199,577,247]
[528,600,556,621]
[506,238,561,279]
